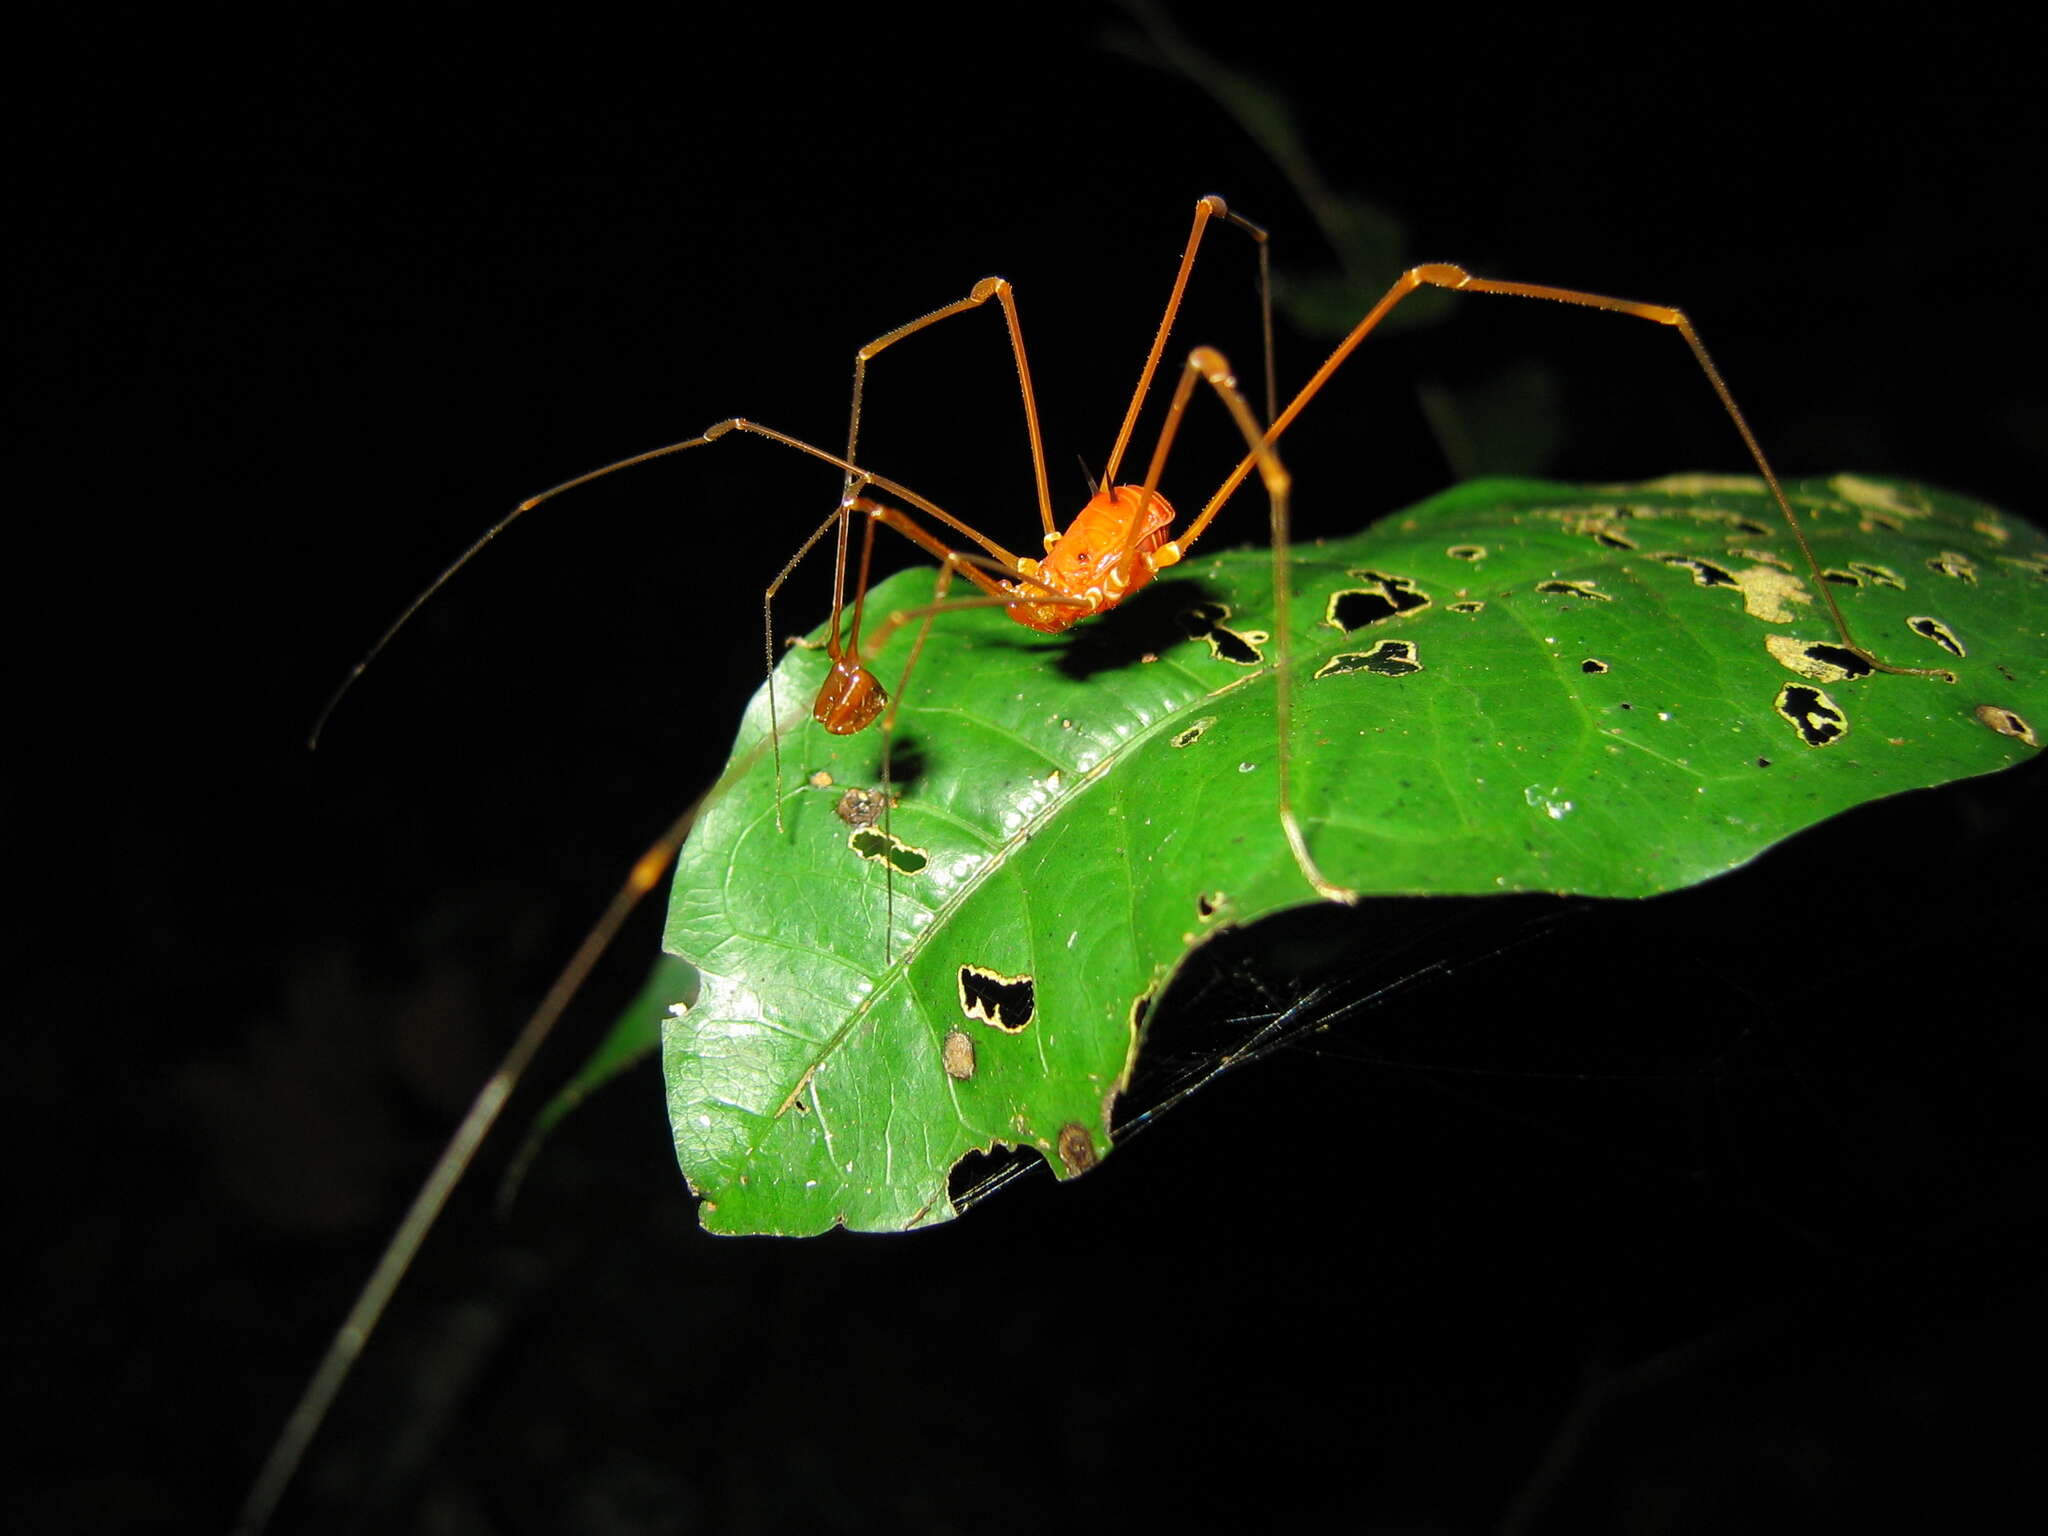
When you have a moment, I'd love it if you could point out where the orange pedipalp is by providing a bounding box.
[808,483,1175,723]
[1002,485,1179,635]
[812,645,888,735]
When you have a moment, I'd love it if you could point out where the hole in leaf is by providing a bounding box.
[1654,553,1739,589]
[1764,636,1875,683]
[1325,570,1430,630]
[1177,603,1266,665]
[1534,579,1611,602]
[848,828,928,874]
[1907,616,1965,657]
[947,1142,1038,1209]
[958,964,1036,1032]
[1849,561,1905,589]
[1315,639,1421,679]
[1775,683,1849,747]
[1974,705,2039,747]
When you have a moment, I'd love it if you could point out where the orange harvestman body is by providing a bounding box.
[313,192,1938,906]
[257,194,1949,1536]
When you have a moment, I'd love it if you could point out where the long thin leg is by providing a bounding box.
[871,557,961,967]
[307,429,741,747]
[796,495,1083,755]
[696,418,1043,813]
[844,279,1057,539]
[233,805,696,1536]
[1103,195,1276,486]
[730,421,1040,761]
[764,491,869,827]
[312,413,1038,749]
[1223,207,1278,427]
[850,549,1085,660]
[817,276,1061,704]
[858,501,1073,609]
[818,538,1085,962]
[1171,266,1949,680]
[760,473,1076,827]
[749,419,1044,828]
[804,498,1085,737]
[721,419,1029,568]
[1143,344,1359,903]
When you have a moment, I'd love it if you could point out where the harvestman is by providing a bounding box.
[250,196,1947,1535]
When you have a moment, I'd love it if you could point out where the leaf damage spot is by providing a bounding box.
[1178,603,1268,664]
[1523,784,1574,820]
[1830,474,1929,520]
[1997,553,2048,582]
[1448,600,1485,615]
[1730,566,1814,623]
[940,1028,977,1080]
[1974,705,2039,747]
[958,964,1036,1032]
[1775,683,1849,747]
[1726,546,1791,571]
[1172,715,1218,748]
[1534,579,1611,602]
[1927,551,1979,584]
[1055,1122,1098,1176]
[1763,635,1875,683]
[848,827,928,874]
[1907,616,1965,657]
[1547,504,1636,540]
[1315,639,1421,679]
[1654,552,1740,590]
[1581,658,1609,674]
[808,769,834,788]
[1326,569,1430,630]
[834,785,894,828]
[1850,561,1906,589]
[1446,544,1487,560]
[1634,473,1767,496]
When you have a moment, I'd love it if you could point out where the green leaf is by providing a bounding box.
[653,475,2044,1235]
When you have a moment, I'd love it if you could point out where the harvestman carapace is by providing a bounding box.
[253,196,1950,1536]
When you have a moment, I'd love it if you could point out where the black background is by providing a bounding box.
[26,6,2047,1532]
